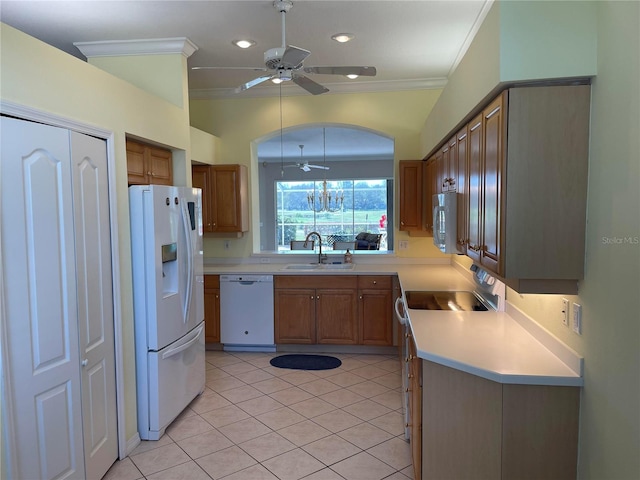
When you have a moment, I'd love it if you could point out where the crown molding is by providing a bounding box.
[189,77,448,100]
[74,37,198,59]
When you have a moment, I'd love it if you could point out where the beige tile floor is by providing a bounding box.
[103,351,413,480]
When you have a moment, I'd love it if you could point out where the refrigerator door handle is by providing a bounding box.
[180,200,194,324]
[161,323,204,360]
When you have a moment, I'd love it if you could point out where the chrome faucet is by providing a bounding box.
[304,231,327,264]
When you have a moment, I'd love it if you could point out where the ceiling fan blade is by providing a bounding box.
[192,66,268,71]
[281,45,310,68]
[235,74,274,93]
[303,66,377,76]
[301,165,311,172]
[292,74,329,95]
[307,164,330,170]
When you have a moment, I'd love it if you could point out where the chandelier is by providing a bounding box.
[308,180,344,213]
[307,128,344,212]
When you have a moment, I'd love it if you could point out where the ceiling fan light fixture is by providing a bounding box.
[232,39,256,49]
[331,33,354,43]
[272,69,292,84]
[346,74,359,79]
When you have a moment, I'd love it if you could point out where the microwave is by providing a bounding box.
[433,192,458,253]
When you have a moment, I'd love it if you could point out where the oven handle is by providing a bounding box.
[395,296,407,325]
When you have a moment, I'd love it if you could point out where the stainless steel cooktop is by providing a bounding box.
[404,290,490,311]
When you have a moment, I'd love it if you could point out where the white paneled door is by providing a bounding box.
[1,116,117,480]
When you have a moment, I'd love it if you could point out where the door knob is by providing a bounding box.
[81,359,88,367]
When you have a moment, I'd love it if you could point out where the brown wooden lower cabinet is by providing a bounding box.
[274,274,394,346]
[274,275,358,345]
[420,360,580,480]
[358,275,393,346]
[204,275,220,344]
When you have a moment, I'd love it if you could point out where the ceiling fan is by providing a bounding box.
[192,0,377,95]
[284,145,330,172]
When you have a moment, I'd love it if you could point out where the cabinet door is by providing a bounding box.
[211,165,242,232]
[424,158,436,233]
[446,135,458,192]
[316,289,358,344]
[481,93,506,275]
[435,148,446,193]
[359,289,393,346]
[126,140,147,185]
[148,147,172,185]
[274,289,316,344]
[192,166,213,232]
[467,114,483,262]
[204,276,220,343]
[398,160,423,231]
[455,127,468,254]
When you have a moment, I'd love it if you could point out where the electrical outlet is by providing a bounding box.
[224,240,230,250]
[561,298,570,326]
[572,303,582,334]
[260,257,270,264]
[399,240,409,250]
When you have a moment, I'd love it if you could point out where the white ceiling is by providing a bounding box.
[0,0,491,98]
[0,0,491,161]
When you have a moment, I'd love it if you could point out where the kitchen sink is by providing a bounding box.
[282,263,355,271]
[282,264,321,270]
[322,263,354,270]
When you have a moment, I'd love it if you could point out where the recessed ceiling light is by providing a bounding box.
[233,39,256,49]
[346,74,359,80]
[331,33,354,43]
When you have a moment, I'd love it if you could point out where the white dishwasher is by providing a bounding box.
[220,274,275,352]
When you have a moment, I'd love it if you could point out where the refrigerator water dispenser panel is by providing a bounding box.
[161,243,178,295]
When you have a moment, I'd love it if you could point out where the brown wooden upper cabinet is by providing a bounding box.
[126,139,173,186]
[398,160,423,232]
[455,126,469,255]
[435,84,591,293]
[192,164,249,234]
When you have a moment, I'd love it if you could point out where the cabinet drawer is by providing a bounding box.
[275,275,357,289]
[357,275,392,290]
[204,274,220,289]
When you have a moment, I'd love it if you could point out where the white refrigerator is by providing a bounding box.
[129,185,205,440]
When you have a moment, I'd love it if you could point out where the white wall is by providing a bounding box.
[190,89,445,258]
[421,0,597,154]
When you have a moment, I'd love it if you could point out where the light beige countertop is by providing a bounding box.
[204,257,583,387]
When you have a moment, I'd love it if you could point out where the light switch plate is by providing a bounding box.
[562,298,570,326]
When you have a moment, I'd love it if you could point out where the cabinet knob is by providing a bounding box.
[147,171,151,175]
[372,280,377,285]
[359,295,363,300]
[405,388,410,393]
[316,295,320,300]
[311,296,315,300]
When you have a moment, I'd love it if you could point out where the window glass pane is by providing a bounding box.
[276,179,388,251]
